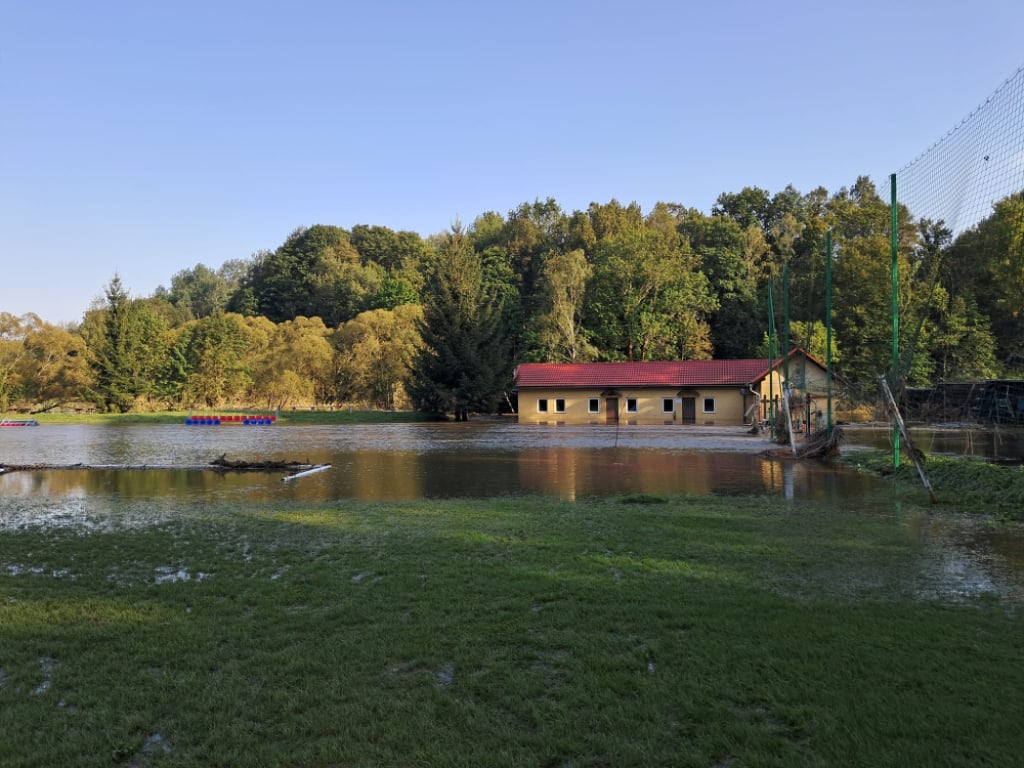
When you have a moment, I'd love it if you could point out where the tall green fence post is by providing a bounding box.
[825,229,833,436]
[890,173,901,469]
[767,282,776,438]
[783,264,790,384]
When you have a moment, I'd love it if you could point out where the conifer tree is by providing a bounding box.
[408,225,512,420]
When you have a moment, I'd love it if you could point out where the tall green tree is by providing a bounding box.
[408,225,512,420]
[250,316,335,409]
[161,262,241,320]
[924,290,999,381]
[332,304,423,409]
[944,192,1024,368]
[177,313,255,407]
[17,323,92,410]
[529,248,596,362]
[90,276,169,412]
[684,212,764,359]
[244,224,362,324]
[0,312,33,411]
[828,177,917,382]
[586,212,716,361]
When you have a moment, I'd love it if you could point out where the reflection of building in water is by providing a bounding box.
[517,449,794,498]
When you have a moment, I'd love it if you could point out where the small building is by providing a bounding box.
[512,349,831,427]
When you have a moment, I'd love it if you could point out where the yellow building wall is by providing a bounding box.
[754,357,831,427]
[517,387,752,426]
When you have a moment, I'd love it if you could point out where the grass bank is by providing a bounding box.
[2,495,1021,767]
[841,450,1024,520]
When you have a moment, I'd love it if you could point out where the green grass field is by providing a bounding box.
[2,494,1021,767]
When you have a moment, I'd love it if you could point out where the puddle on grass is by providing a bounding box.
[32,657,56,695]
[908,516,1024,604]
[153,566,209,585]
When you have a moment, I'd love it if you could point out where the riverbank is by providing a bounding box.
[2,494,1021,767]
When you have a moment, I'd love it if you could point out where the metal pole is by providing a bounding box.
[825,230,833,436]
[767,282,776,437]
[783,263,790,384]
[890,173,901,468]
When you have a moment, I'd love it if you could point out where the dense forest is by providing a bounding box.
[2,176,1022,417]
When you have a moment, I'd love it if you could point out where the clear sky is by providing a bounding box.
[3,0,1023,325]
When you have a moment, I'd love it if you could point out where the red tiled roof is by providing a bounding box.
[513,360,774,389]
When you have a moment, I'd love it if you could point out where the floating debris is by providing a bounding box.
[764,427,845,459]
[0,455,327,475]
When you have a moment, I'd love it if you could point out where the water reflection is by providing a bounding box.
[1,434,876,503]
[0,423,1017,505]
[844,424,1024,462]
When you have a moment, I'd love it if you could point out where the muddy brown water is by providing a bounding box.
[2,423,1022,604]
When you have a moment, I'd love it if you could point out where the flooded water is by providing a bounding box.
[0,423,876,503]
[2,422,1022,605]
[843,424,1024,463]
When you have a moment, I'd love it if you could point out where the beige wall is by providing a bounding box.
[517,387,753,426]
[754,357,832,427]
[516,356,831,428]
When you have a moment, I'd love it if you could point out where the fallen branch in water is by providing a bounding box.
[281,464,332,481]
[210,454,313,471]
[0,456,327,474]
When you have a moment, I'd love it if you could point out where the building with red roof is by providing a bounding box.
[512,349,831,426]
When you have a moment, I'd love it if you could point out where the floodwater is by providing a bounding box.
[1,422,1022,604]
[842,423,1024,463]
[0,422,877,503]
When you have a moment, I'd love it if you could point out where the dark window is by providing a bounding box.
[703,397,716,413]
[538,399,548,413]
[554,399,566,413]
[588,398,600,413]
[626,398,638,413]
[663,398,674,413]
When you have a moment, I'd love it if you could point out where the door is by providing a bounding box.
[605,397,619,424]
[681,397,696,424]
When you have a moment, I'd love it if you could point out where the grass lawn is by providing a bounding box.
[1,494,1021,767]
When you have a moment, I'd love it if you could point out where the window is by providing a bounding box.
[554,399,566,413]
[588,398,600,413]
[703,397,716,413]
[626,398,638,413]
[537,399,548,413]
[663,398,674,413]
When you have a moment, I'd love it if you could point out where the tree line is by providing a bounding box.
[2,176,1022,417]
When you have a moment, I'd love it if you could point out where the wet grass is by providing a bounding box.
[1,495,1022,767]
[843,450,1024,520]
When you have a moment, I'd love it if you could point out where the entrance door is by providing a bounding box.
[605,397,619,424]
[681,397,696,424]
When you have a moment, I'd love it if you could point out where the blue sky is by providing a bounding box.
[3,0,1023,325]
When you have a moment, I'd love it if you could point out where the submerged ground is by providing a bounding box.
[1,491,1021,767]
